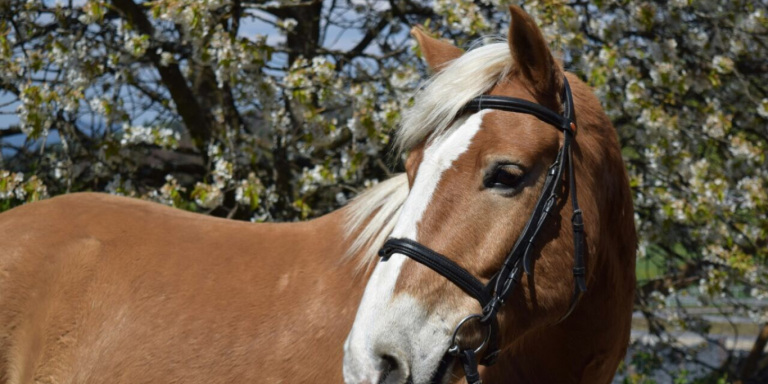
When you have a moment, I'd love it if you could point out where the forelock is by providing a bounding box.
[395,41,513,155]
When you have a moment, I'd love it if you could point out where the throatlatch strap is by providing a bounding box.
[379,238,492,307]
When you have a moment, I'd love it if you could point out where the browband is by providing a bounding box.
[461,96,573,133]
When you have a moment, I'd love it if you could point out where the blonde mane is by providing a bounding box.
[343,174,409,272]
[344,42,514,269]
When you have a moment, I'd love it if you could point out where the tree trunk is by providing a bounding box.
[267,0,323,64]
[738,323,768,383]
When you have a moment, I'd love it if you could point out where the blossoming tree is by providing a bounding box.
[0,0,766,382]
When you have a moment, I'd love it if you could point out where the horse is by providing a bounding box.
[343,5,636,384]
[0,6,636,384]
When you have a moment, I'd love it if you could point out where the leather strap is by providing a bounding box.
[379,238,492,307]
[460,350,483,384]
[462,96,574,135]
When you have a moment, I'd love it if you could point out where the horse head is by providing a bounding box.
[344,6,636,384]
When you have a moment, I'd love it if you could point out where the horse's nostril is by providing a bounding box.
[382,354,398,372]
[378,354,408,384]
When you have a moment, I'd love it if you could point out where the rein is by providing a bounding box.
[377,76,586,384]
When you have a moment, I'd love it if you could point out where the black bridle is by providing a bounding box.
[377,76,586,384]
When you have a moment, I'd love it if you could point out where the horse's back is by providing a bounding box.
[0,193,353,383]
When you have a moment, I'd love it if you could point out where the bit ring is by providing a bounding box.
[447,314,492,356]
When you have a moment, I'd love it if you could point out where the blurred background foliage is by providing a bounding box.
[0,0,766,382]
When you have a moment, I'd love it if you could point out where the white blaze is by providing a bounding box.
[344,111,488,384]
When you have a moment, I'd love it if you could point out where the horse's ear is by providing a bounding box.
[411,26,463,73]
[507,5,560,97]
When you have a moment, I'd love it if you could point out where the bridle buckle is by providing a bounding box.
[480,297,503,324]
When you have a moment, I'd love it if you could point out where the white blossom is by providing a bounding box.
[712,55,735,74]
[120,124,180,149]
[123,32,150,57]
[278,18,298,32]
[192,182,224,209]
[212,159,233,189]
[146,175,185,206]
[757,99,768,118]
[105,174,135,196]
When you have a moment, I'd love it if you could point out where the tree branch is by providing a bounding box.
[111,0,214,148]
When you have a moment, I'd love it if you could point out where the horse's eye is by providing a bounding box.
[484,164,524,190]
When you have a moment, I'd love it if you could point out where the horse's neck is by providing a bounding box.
[286,206,369,277]
[484,258,635,383]
[481,296,630,383]
[267,208,372,381]
[276,207,369,312]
